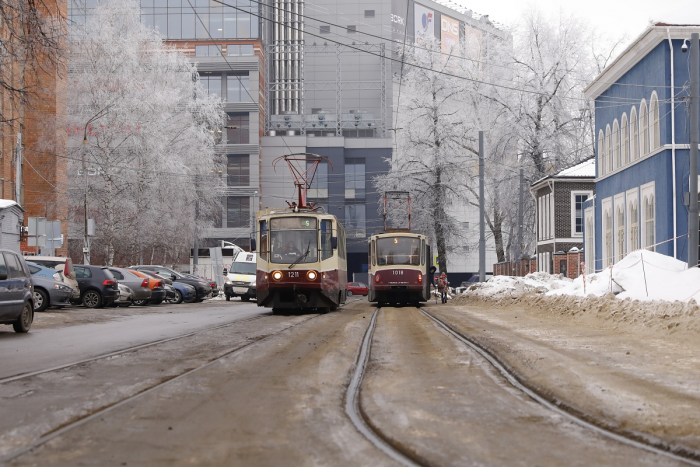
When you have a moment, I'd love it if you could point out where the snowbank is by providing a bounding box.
[464,250,700,303]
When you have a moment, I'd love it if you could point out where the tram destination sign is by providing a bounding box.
[271,217,318,230]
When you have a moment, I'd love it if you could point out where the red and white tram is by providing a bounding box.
[368,231,431,306]
[253,154,348,313]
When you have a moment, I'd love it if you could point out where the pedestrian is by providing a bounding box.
[438,272,449,304]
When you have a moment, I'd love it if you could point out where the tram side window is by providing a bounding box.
[260,220,268,260]
[321,220,332,260]
[339,227,346,260]
[421,239,425,265]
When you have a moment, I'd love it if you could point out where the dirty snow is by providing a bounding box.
[467,250,700,303]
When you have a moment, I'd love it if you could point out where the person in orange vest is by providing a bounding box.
[438,272,449,303]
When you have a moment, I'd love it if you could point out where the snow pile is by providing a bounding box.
[463,250,700,304]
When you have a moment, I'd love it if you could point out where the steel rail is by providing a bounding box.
[0,314,268,385]
[0,313,320,464]
[344,308,426,467]
[419,308,700,467]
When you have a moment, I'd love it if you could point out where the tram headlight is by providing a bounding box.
[272,270,283,281]
[307,270,318,281]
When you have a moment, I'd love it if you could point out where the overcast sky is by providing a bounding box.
[457,0,700,50]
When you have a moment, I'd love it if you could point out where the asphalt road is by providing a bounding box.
[0,301,265,379]
[0,298,694,466]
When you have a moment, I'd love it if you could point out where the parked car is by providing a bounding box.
[131,266,212,302]
[0,249,34,333]
[134,270,176,303]
[25,256,80,302]
[128,270,166,305]
[30,275,73,312]
[26,261,63,281]
[347,282,369,297]
[114,283,134,307]
[168,281,196,304]
[107,267,152,305]
[73,265,120,308]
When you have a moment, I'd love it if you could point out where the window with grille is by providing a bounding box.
[227,197,250,228]
[227,155,250,186]
[644,196,655,251]
[617,207,625,262]
[640,100,649,156]
[227,73,252,102]
[226,113,249,144]
[605,211,613,267]
[345,159,365,199]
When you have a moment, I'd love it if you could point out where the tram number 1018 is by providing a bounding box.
[392,270,403,275]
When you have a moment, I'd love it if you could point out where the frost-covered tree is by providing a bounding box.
[66,0,225,266]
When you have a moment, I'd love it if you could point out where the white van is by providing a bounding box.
[27,256,80,301]
[224,252,256,301]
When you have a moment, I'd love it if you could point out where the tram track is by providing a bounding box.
[418,307,700,466]
[0,313,320,464]
[0,314,268,385]
[346,306,700,466]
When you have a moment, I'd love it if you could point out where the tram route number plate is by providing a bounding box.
[288,271,300,278]
[392,270,403,275]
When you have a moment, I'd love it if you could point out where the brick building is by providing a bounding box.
[0,0,68,256]
[530,157,595,274]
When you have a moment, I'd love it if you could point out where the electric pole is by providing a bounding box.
[479,131,485,281]
[689,32,699,268]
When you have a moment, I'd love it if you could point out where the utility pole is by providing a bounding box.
[14,133,22,203]
[479,131,485,281]
[689,32,699,268]
[82,135,90,265]
[516,166,524,263]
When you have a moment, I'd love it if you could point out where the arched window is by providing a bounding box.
[612,119,620,170]
[604,209,613,267]
[630,107,638,161]
[621,114,629,165]
[640,99,649,156]
[617,205,625,262]
[629,200,639,253]
[650,92,660,150]
[644,195,655,250]
[606,125,612,174]
[598,130,605,176]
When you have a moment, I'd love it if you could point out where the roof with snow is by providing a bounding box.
[530,157,596,188]
[0,199,20,210]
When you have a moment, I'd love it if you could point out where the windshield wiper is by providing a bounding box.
[289,241,312,269]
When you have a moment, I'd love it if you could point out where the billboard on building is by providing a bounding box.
[391,0,409,75]
[440,14,459,55]
[414,4,435,44]
[464,24,483,71]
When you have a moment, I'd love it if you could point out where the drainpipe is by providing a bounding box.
[548,180,555,273]
[668,29,678,258]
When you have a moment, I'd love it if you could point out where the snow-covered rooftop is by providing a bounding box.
[0,199,19,209]
[531,157,596,187]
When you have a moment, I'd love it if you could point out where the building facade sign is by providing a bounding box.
[440,14,459,55]
[414,4,435,44]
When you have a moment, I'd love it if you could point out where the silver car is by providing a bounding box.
[114,283,134,307]
[107,267,152,304]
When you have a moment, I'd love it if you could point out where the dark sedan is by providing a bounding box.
[74,265,120,308]
[30,276,73,312]
[131,266,212,302]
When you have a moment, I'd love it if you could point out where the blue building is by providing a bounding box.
[583,24,700,274]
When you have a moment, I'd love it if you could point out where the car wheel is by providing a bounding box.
[13,302,33,333]
[82,290,103,309]
[33,288,49,312]
[347,290,353,297]
[171,290,183,304]
[133,299,149,306]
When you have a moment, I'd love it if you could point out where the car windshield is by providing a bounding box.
[269,217,318,265]
[230,262,256,274]
[376,237,421,266]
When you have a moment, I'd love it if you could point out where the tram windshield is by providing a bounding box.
[269,217,319,265]
[375,237,421,266]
